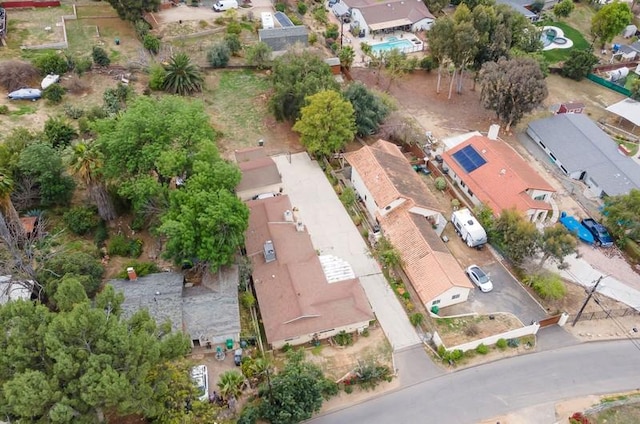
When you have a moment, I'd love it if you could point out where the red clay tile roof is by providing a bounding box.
[236,156,281,192]
[346,140,471,304]
[442,135,555,215]
[245,195,373,345]
[344,140,442,211]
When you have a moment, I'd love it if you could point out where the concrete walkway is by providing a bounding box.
[273,153,422,350]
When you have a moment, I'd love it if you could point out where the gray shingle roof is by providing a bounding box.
[528,114,640,196]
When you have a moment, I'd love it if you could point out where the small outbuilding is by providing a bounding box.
[623,24,638,38]
[258,26,308,52]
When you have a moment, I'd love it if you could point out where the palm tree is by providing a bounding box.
[162,53,204,96]
[217,370,244,401]
[0,172,24,240]
[338,46,355,70]
[68,142,116,221]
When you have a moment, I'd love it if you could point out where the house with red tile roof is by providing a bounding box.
[441,135,556,222]
[245,194,374,349]
[345,140,472,309]
[234,147,282,201]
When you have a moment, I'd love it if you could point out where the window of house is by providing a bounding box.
[560,165,568,174]
[534,194,546,201]
[549,153,557,161]
[451,294,460,300]
[460,181,466,188]
[432,299,441,305]
[468,189,474,197]
[539,141,546,149]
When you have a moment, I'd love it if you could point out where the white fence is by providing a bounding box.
[433,323,540,353]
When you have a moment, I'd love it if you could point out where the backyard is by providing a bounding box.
[540,21,590,64]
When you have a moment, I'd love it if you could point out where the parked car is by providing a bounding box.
[7,88,42,101]
[465,264,493,292]
[190,365,209,402]
[581,218,614,247]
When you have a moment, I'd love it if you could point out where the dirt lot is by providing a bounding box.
[434,313,524,347]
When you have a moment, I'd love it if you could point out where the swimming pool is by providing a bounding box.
[371,37,416,54]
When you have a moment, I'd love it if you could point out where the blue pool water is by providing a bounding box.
[371,38,414,54]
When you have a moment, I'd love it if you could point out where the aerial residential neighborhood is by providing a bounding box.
[1,0,640,422]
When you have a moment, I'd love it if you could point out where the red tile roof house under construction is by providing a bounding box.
[441,134,556,223]
[244,194,374,349]
[345,140,472,310]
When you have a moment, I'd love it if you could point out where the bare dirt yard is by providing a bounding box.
[434,313,524,347]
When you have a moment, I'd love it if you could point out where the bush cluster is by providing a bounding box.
[107,234,144,258]
[63,206,99,235]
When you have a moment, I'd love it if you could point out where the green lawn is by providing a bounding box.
[208,70,271,149]
[541,21,591,64]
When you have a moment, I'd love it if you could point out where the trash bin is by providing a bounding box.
[431,305,439,315]
[226,338,234,350]
[115,38,120,45]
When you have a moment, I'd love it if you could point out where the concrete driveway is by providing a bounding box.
[272,153,422,351]
[441,259,547,325]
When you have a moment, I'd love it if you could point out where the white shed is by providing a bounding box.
[261,12,274,30]
[623,24,637,38]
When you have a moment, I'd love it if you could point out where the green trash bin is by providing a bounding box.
[431,305,439,315]
[226,338,234,350]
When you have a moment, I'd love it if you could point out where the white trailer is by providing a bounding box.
[261,12,274,29]
[451,208,487,248]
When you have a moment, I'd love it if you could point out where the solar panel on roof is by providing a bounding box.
[452,145,487,173]
[274,11,294,27]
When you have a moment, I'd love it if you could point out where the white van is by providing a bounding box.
[213,0,238,11]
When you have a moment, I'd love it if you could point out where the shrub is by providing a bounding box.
[94,220,108,248]
[226,21,242,35]
[42,84,66,104]
[115,261,160,279]
[297,1,307,14]
[92,46,111,67]
[309,32,318,45]
[148,63,166,90]
[108,234,130,257]
[207,43,231,68]
[409,312,424,327]
[420,55,437,71]
[134,19,151,39]
[143,34,160,54]
[435,177,447,191]
[275,2,286,11]
[334,330,353,346]
[240,291,256,309]
[0,60,40,92]
[528,272,567,300]
[312,6,328,24]
[75,57,93,75]
[624,239,640,264]
[343,384,353,394]
[245,42,272,69]
[33,52,69,75]
[63,206,99,235]
[464,323,480,337]
[63,104,84,119]
[224,33,242,56]
[475,343,489,355]
[0,105,9,115]
[496,338,508,350]
[85,105,108,121]
[43,117,77,148]
[325,23,339,39]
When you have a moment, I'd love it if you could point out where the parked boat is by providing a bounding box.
[41,74,60,90]
[559,212,595,244]
[7,88,42,101]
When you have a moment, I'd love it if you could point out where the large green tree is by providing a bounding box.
[604,188,640,241]
[18,142,75,207]
[293,90,356,157]
[106,0,160,22]
[257,350,330,424]
[270,51,339,121]
[538,224,577,267]
[0,287,191,423]
[591,1,633,47]
[343,82,390,136]
[561,49,599,81]
[479,57,547,131]
[158,145,249,270]
[96,96,216,218]
[493,209,539,264]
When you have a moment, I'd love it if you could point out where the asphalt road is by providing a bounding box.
[443,260,548,325]
[308,340,640,424]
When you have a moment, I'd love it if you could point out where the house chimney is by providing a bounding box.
[296,221,305,232]
[284,209,294,222]
[487,124,500,140]
[127,267,138,281]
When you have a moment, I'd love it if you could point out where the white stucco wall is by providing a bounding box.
[237,183,283,201]
[350,167,378,218]
[427,286,470,309]
[411,17,434,32]
[271,320,370,349]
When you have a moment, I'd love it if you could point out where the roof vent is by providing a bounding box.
[263,240,276,263]
[488,124,500,140]
[296,221,305,232]
[499,168,506,175]
[284,209,294,222]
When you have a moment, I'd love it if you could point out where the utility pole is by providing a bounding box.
[572,276,604,327]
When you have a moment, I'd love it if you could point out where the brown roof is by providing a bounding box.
[236,156,281,192]
[346,140,471,304]
[442,135,555,215]
[344,140,442,211]
[347,0,434,26]
[245,195,373,345]
[234,146,267,163]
